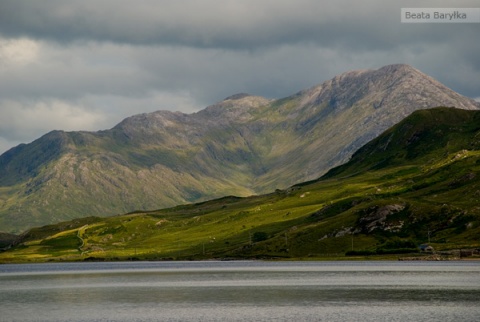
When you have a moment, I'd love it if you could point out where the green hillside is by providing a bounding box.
[1,107,479,262]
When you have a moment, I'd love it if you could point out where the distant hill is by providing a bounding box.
[2,107,479,262]
[0,64,479,233]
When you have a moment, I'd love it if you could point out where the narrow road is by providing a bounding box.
[77,225,88,255]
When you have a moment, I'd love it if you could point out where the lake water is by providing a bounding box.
[1,261,479,321]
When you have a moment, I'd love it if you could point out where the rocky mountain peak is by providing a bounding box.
[376,63,417,74]
[299,64,479,111]
[218,93,271,108]
[114,110,190,132]
[196,94,271,122]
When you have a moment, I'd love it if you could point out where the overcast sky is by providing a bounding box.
[0,0,479,154]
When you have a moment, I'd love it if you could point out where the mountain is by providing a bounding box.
[2,107,479,262]
[1,64,479,233]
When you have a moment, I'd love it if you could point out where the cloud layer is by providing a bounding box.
[0,0,479,153]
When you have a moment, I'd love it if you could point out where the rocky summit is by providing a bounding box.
[0,64,478,233]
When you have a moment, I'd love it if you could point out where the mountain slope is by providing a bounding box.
[1,64,479,233]
[2,107,479,262]
[323,107,480,178]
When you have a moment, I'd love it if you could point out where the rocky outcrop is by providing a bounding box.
[359,204,407,233]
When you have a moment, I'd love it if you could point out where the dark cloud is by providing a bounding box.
[0,1,368,48]
[0,0,479,153]
[0,0,474,50]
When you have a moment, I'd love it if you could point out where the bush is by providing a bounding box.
[252,232,268,243]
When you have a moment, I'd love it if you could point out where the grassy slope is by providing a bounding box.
[1,107,479,262]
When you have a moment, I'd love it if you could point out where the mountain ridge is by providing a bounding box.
[0,64,479,233]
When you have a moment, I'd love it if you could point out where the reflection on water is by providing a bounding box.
[1,261,479,321]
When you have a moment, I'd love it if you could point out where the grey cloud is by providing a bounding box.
[0,40,156,101]
[0,1,361,48]
[0,98,106,145]
[0,0,476,51]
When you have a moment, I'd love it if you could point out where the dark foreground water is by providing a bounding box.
[1,261,479,321]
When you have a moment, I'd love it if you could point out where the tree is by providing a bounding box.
[252,232,268,243]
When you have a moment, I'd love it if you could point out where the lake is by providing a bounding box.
[1,261,479,321]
